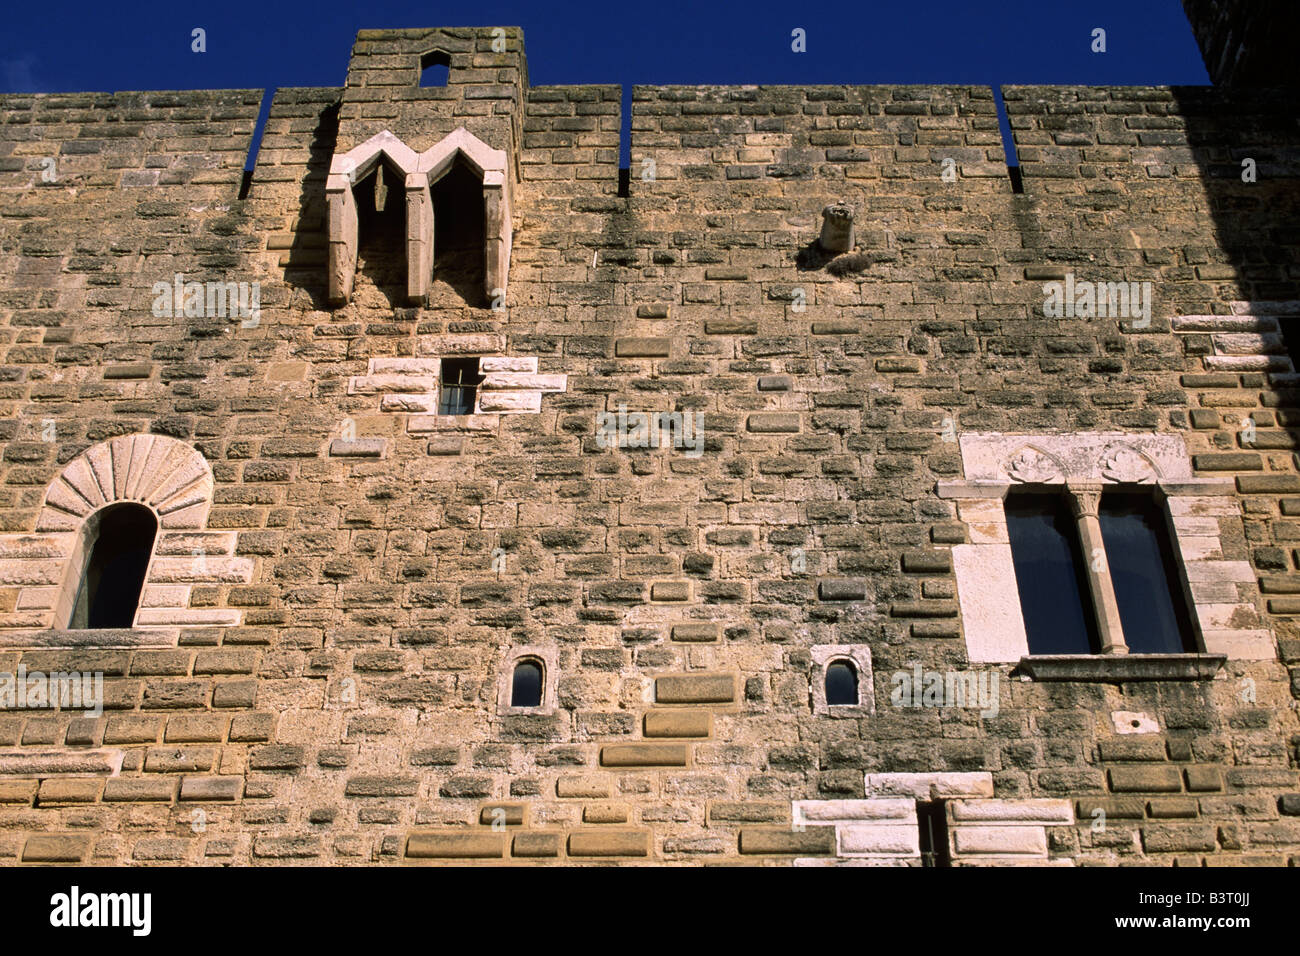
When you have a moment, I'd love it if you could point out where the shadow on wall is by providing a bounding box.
[354,156,411,309]
[1171,86,1300,306]
[1172,86,1300,379]
[282,99,340,311]
[1171,84,1300,662]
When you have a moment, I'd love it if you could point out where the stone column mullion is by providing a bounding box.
[1067,482,1128,655]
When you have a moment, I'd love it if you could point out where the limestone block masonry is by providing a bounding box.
[0,24,1297,866]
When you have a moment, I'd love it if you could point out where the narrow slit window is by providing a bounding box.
[917,801,950,867]
[824,660,858,706]
[1099,491,1197,654]
[1005,491,1099,655]
[438,358,482,415]
[70,503,158,629]
[419,51,450,87]
[510,659,543,708]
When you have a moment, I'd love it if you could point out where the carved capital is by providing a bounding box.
[1067,481,1104,518]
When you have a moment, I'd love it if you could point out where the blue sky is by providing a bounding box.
[2,0,1209,94]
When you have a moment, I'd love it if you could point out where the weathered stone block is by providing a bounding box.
[567,830,649,857]
[599,743,688,767]
[738,827,835,855]
[407,832,505,859]
[614,338,671,358]
[746,412,801,433]
[22,834,89,863]
[670,622,718,643]
[643,710,711,738]
[655,674,735,704]
[1108,766,1183,793]
[512,832,561,857]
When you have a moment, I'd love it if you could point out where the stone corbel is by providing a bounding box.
[406,174,433,304]
[482,169,511,303]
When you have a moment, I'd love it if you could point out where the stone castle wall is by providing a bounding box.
[0,26,1297,865]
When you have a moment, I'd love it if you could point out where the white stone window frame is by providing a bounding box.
[496,645,559,716]
[0,434,245,648]
[326,127,512,307]
[437,355,483,417]
[810,644,874,716]
[793,774,1075,867]
[346,353,566,422]
[941,432,1275,665]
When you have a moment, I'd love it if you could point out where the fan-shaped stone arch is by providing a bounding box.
[37,434,214,533]
[0,435,245,641]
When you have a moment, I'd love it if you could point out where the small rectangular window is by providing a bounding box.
[419,50,450,87]
[438,358,482,415]
[1005,491,1099,655]
[917,801,950,867]
[1099,491,1197,654]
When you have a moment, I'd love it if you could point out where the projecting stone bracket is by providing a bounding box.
[327,127,513,307]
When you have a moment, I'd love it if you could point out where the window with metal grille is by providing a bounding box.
[916,800,950,867]
[438,357,482,415]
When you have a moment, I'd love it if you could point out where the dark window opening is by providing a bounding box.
[824,660,858,705]
[419,50,450,87]
[511,660,543,708]
[1099,491,1197,654]
[438,357,482,415]
[617,167,630,197]
[1006,491,1100,655]
[70,503,157,629]
[917,801,951,867]
[431,156,486,305]
[354,157,408,304]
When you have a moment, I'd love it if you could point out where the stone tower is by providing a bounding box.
[0,20,1297,866]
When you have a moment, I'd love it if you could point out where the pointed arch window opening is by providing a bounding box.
[431,154,488,304]
[326,128,512,308]
[353,155,410,299]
